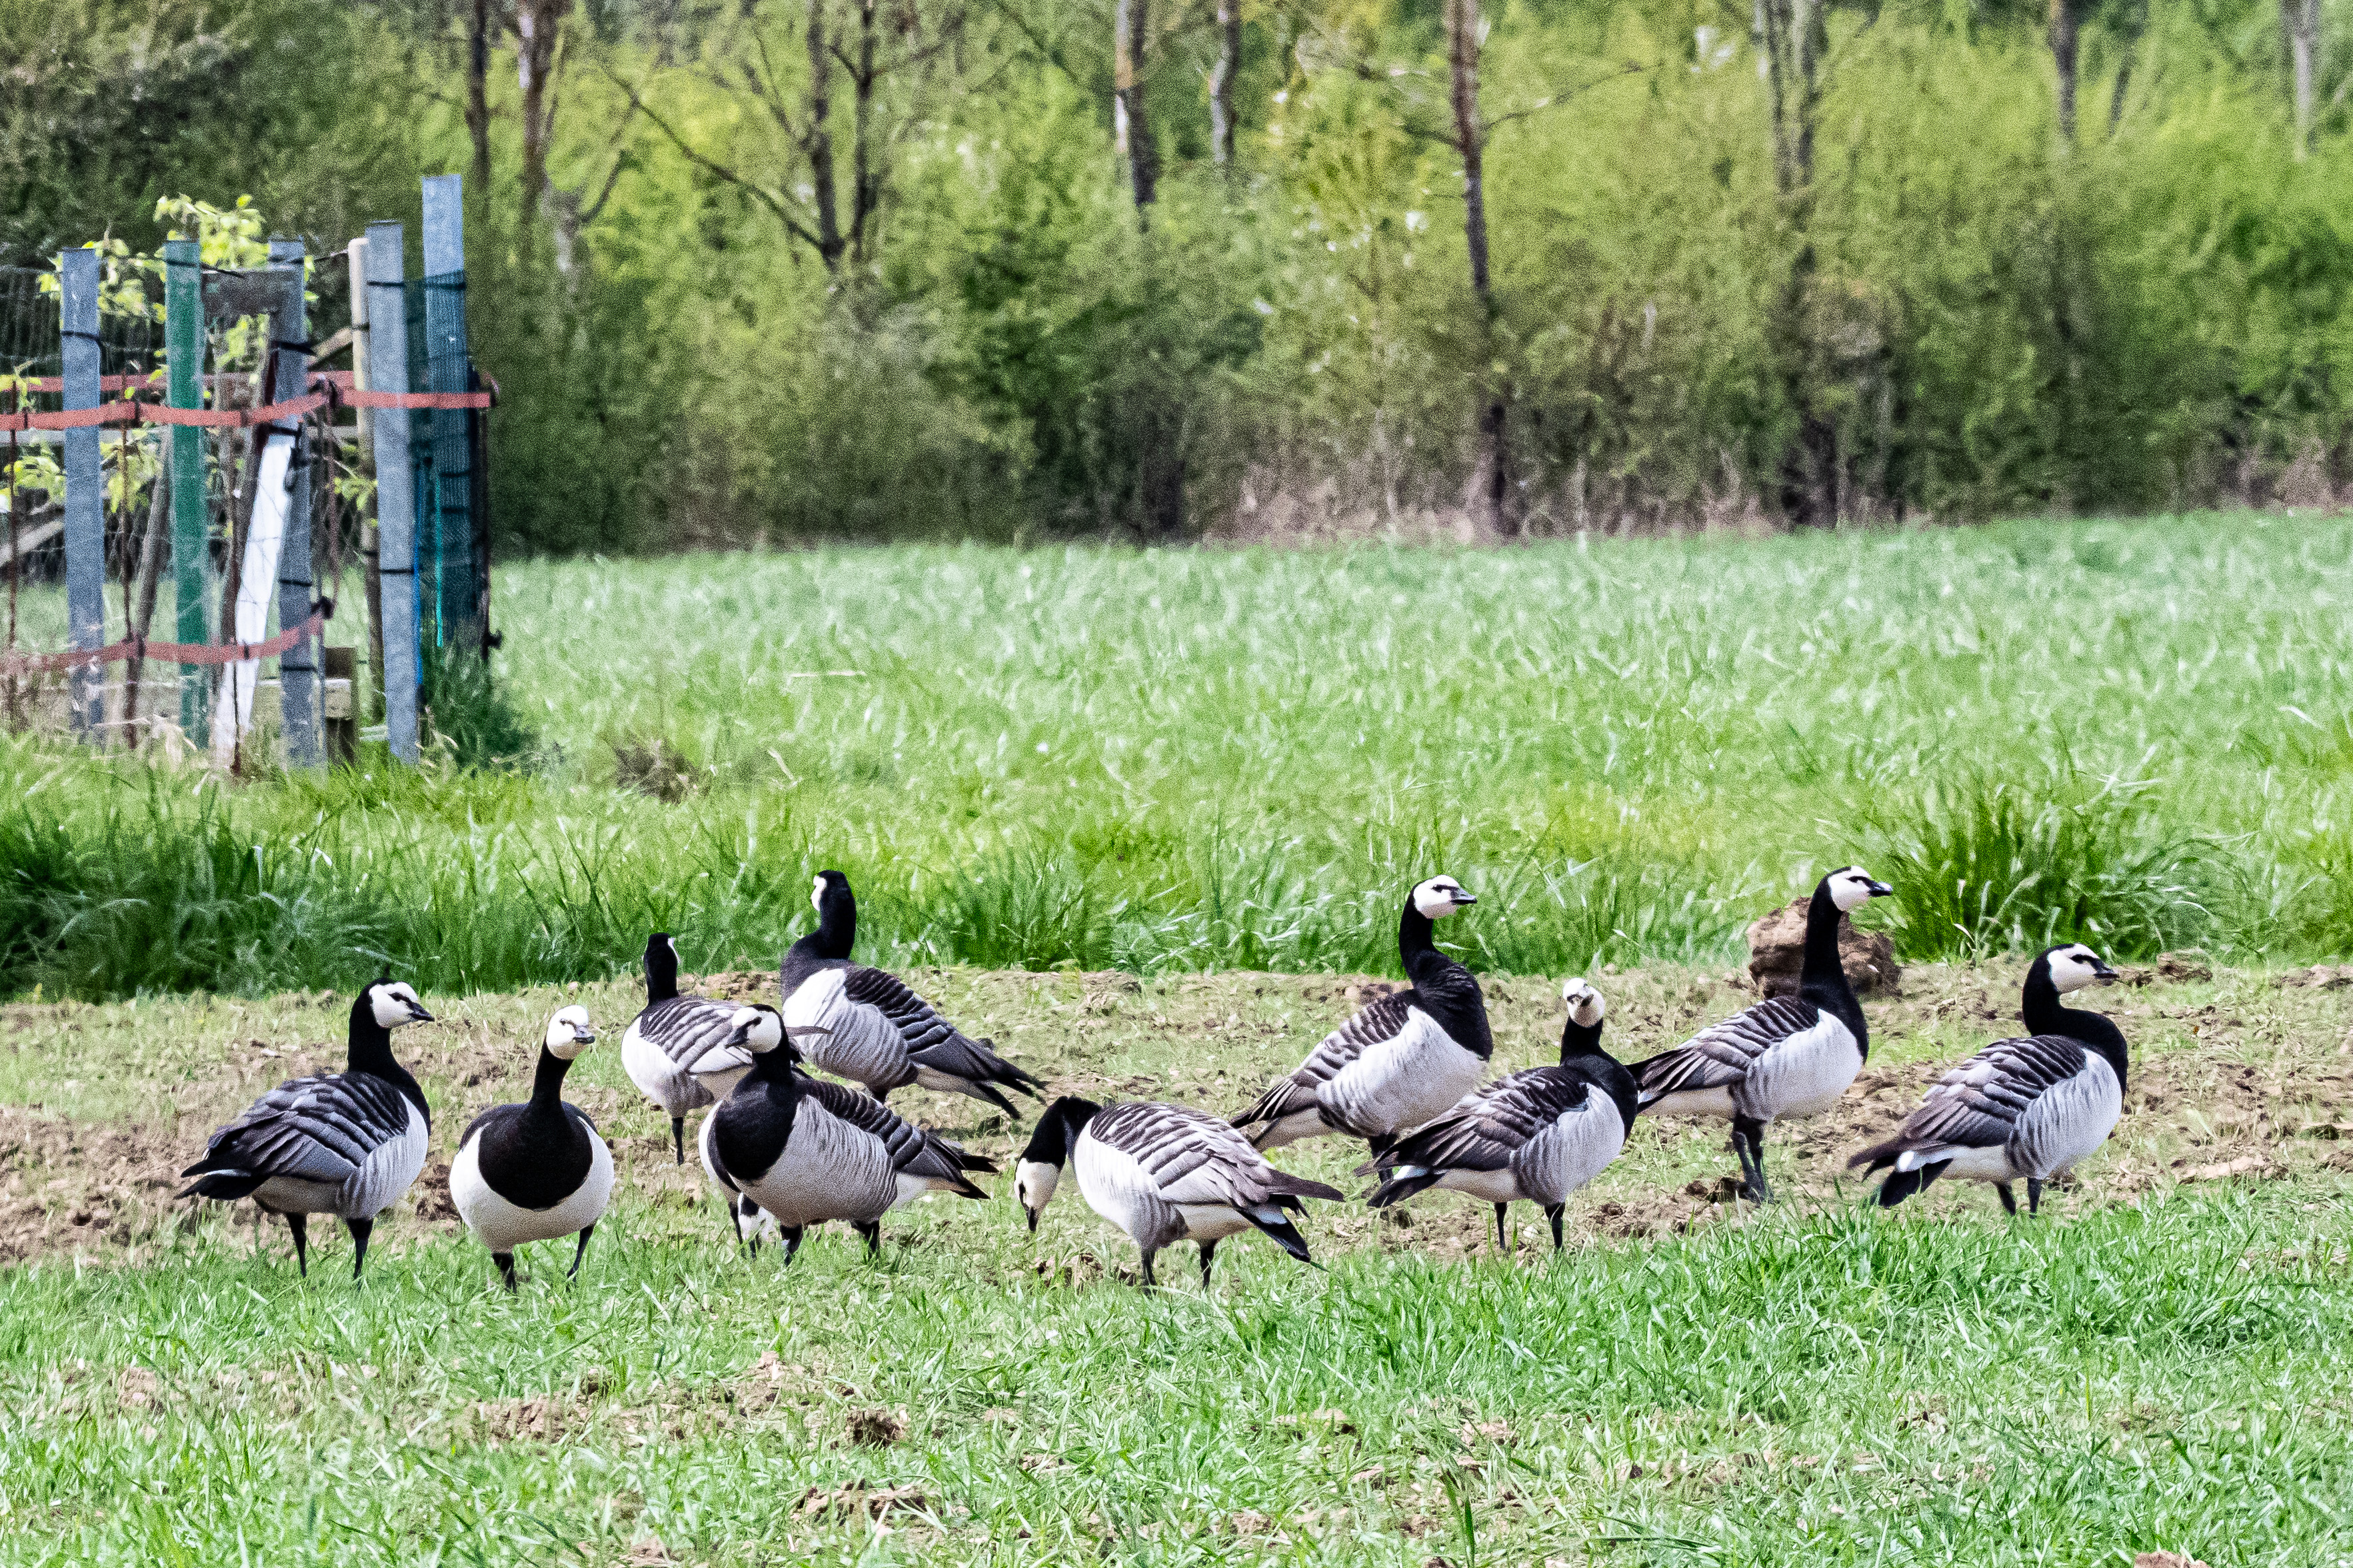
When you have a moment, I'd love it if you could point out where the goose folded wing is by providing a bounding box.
[1636,996,1819,1098]
[799,1076,993,1183]
[843,967,962,1055]
[642,996,754,1078]
[1380,1070,1590,1174]
[187,1075,409,1181]
[1890,1036,2090,1153]
[1237,993,1415,1123]
[1098,1103,1341,1206]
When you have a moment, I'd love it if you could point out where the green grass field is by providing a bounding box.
[2,958,2350,1565]
[8,514,2353,1001]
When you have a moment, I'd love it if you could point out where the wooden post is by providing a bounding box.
[365,221,420,764]
[269,238,321,768]
[59,247,104,738]
[349,238,385,722]
[165,239,211,738]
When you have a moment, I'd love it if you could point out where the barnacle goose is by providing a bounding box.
[701,1004,997,1263]
[177,978,435,1279]
[1230,875,1490,1154]
[449,1006,614,1289]
[1630,867,1892,1201]
[621,932,756,1164]
[780,871,1044,1119]
[1364,978,1638,1253]
[1850,944,2124,1213]
[1015,1095,1346,1286]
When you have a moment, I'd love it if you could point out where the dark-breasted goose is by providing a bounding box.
[622,932,756,1164]
[1365,978,1638,1253]
[450,1006,614,1289]
[701,1004,997,1263]
[1851,944,2124,1213]
[1630,867,1892,1201]
[1230,875,1490,1154]
[780,871,1043,1120]
[1015,1096,1346,1287]
[178,979,435,1279]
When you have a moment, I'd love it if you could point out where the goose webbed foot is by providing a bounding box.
[569,1224,594,1279]
[346,1217,375,1283]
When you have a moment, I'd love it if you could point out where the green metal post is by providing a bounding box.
[165,239,209,735]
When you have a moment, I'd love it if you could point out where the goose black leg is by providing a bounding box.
[1545,1203,1565,1252]
[1996,1183,2018,1215]
[1140,1249,1159,1287]
[346,1217,375,1283]
[779,1227,806,1267]
[2027,1177,2044,1215]
[1198,1240,1217,1288]
[569,1225,595,1279]
[493,1251,517,1291]
[1494,1203,1511,1254]
[855,1221,883,1259]
[1733,1117,1772,1202]
[285,1212,310,1278]
[671,1117,685,1166]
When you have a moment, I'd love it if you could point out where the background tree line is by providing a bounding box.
[3,0,2350,545]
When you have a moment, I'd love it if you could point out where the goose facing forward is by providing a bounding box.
[621,932,756,1164]
[1016,1096,1346,1286]
[701,1004,997,1263]
[1630,867,1891,1201]
[1851,944,2124,1214]
[1366,978,1637,1253]
[1231,875,1490,1154]
[178,979,435,1279]
[450,1006,615,1289]
[781,871,1044,1119]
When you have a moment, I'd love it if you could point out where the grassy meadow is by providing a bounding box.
[6,514,2353,1001]
[3,956,2351,1565]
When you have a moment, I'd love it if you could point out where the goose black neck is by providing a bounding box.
[345,997,429,1125]
[1796,880,1869,1058]
[1396,896,1492,1058]
[1558,1016,1606,1064]
[1399,902,1436,970]
[1020,1096,1102,1169]
[813,882,857,960]
[526,1048,574,1118]
[2023,967,2130,1086]
[645,936,680,1004]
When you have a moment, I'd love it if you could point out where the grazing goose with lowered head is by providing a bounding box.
[781,871,1044,1120]
[701,1004,997,1263]
[1231,875,1490,1154]
[1852,944,2124,1213]
[178,979,435,1280]
[1366,978,1638,1253]
[450,1005,614,1289]
[1630,867,1892,1201]
[622,932,757,1164]
[1016,1096,1346,1286]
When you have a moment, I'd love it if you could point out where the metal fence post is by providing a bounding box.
[269,238,320,768]
[165,239,209,738]
[59,247,103,738]
[420,174,477,654]
[365,221,419,764]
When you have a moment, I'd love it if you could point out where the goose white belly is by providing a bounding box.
[1173,1203,1254,1241]
[1432,1166,1524,1203]
[1071,1132,1168,1245]
[255,1101,429,1220]
[1322,1009,1488,1138]
[1737,1012,1862,1122]
[731,1098,897,1228]
[622,1022,713,1116]
[450,1127,615,1251]
[2008,1056,2123,1179]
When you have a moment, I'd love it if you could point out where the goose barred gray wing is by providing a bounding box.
[843,967,1043,1096]
[636,996,755,1077]
[1871,1035,2090,1158]
[1633,995,1819,1100]
[1234,993,1414,1126]
[1095,1102,1344,1207]
[798,1075,996,1193]
[178,1072,420,1215]
[1374,1068,1595,1176]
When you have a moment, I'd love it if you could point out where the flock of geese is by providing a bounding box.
[177,866,2135,1288]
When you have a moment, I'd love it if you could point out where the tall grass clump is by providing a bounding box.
[1870,767,2210,962]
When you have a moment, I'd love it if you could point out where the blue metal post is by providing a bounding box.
[420,174,475,652]
[365,221,419,764]
[59,247,104,738]
[269,238,320,768]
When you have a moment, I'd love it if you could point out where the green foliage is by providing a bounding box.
[420,644,543,773]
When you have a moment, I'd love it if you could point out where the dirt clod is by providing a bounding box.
[847,1407,908,1447]
[1746,900,1900,996]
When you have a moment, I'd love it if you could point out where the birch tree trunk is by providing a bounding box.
[469,0,494,195]
[1758,0,1836,524]
[1210,0,1240,173]
[515,0,572,229]
[1115,0,1158,211]
[2286,0,2321,159]
[1446,0,1508,532]
[2048,0,2081,147]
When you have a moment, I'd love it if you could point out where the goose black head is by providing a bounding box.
[1410,875,1477,920]
[1015,1096,1101,1233]
[2040,943,2118,994]
[1822,866,1894,913]
[543,1004,598,1061]
[363,978,434,1029]
[725,1002,791,1058]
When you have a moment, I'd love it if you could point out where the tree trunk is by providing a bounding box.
[850,0,881,265]
[516,0,572,229]
[469,0,494,195]
[1758,0,1836,524]
[1446,0,1508,532]
[807,0,846,267]
[2048,0,2080,147]
[121,458,169,746]
[1114,0,1158,211]
[1210,0,1240,172]
[2286,0,2320,158]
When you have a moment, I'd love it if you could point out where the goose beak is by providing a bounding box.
[573,1026,597,1046]
[1865,880,1894,898]
[2092,959,2119,984]
[1452,890,1478,907]
[408,1004,436,1024]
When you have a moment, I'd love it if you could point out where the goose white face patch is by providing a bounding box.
[1015,1160,1061,1213]
[545,1004,597,1060]
[811,875,826,915]
[1562,979,1606,1028]
[1413,876,1472,919]
[370,982,431,1029]
[2046,945,2109,993]
[729,1004,786,1054]
[1828,867,1884,912]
